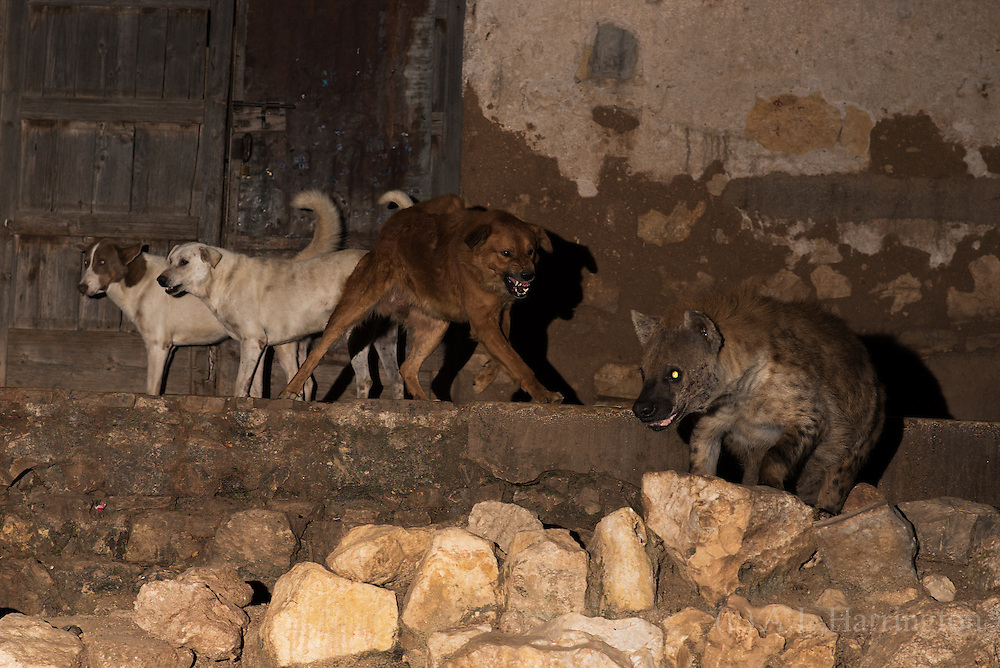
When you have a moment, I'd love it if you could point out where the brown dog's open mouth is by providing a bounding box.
[505,276,532,299]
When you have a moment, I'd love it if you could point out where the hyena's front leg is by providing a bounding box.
[758,416,826,490]
[688,414,731,477]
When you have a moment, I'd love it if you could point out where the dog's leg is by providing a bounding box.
[400,311,449,401]
[472,308,510,393]
[350,342,374,399]
[235,339,266,397]
[279,256,383,399]
[146,342,171,396]
[373,324,403,399]
[274,341,313,400]
[469,312,562,404]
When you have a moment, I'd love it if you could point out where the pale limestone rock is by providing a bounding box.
[534,613,665,667]
[590,508,656,617]
[45,612,194,668]
[922,574,957,602]
[133,579,248,661]
[467,501,544,554]
[659,608,714,668]
[705,596,837,668]
[260,562,398,666]
[897,496,1000,564]
[815,501,919,595]
[402,527,500,635]
[325,523,432,588]
[175,565,253,607]
[642,470,816,605]
[500,528,589,634]
[445,634,634,667]
[704,604,784,668]
[445,613,662,667]
[208,509,296,586]
[856,599,1000,668]
[426,625,492,668]
[0,614,84,668]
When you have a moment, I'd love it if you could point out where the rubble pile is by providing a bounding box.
[4,470,1000,667]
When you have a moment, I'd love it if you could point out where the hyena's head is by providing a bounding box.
[631,308,723,430]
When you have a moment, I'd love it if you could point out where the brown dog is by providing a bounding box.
[280,194,562,403]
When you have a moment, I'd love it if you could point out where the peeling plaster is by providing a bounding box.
[947,255,1000,322]
[464,0,999,190]
[637,200,707,245]
[810,265,852,300]
[874,274,923,315]
[739,212,991,269]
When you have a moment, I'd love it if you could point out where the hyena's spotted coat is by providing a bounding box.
[632,288,884,514]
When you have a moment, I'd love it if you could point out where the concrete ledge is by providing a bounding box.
[1,389,997,507]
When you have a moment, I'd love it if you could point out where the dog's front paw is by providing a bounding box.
[536,390,563,404]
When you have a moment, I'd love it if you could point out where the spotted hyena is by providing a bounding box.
[631,288,884,514]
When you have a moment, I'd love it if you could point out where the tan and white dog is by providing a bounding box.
[157,190,403,399]
[79,240,232,395]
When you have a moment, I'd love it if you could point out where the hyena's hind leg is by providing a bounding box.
[758,415,826,492]
[813,392,886,514]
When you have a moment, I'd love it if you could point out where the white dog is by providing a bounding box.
[157,190,403,399]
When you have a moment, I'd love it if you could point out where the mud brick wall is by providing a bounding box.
[2,389,999,509]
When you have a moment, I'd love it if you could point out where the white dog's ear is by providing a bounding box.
[631,310,659,348]
[200,246,223,268]
[166,244,179,260]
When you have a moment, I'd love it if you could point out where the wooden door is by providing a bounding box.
[0,0,234,393]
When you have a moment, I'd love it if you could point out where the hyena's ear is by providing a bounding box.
[200,245,223,268]
[632,310,659,347]
[684,309,723,353]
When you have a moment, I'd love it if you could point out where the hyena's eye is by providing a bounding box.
[665,368,682,383]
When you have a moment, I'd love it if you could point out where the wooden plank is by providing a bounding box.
[11,236,81,330]
[74,7,111,97]
[6,328,217,395]
[19,121,58,211]
[135,8,167,97]
[198,0,234,244]
[0,0,31,386]
[5,212,200,239]
[30,0,212,9]
[163,8,206,100]
[107,8,139,96]
[24,5,47,95]
[43,5,77,95]
[93,122,136,213]
[53,122,98,212]
[20,97,205,123]
[132,123,198,215]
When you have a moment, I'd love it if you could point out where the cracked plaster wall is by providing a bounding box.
[460,0,1000,420]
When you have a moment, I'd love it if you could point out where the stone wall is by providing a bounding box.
[458,0,1000,419]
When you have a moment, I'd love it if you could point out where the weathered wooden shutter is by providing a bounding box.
[0,0,234,393]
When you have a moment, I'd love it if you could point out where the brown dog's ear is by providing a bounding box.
[199,245,223,268]
[464,224,492,249]
[532,225,553,253]
[119,243,143,264]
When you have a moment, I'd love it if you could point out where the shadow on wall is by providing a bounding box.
[857,335,952,488]
[431,232,597,404]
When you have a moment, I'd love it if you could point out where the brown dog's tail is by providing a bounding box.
[292,190,344,259]
[377,189,415,210]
